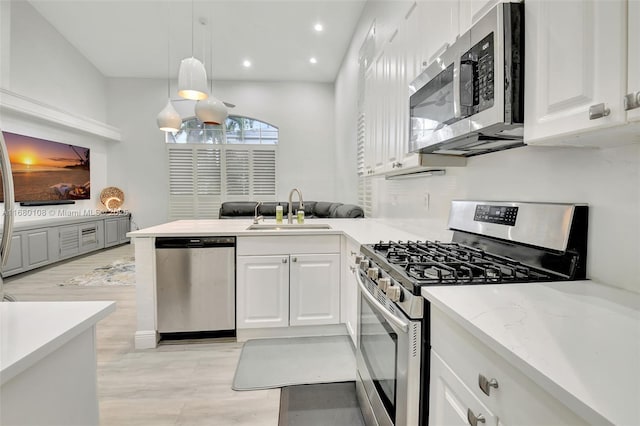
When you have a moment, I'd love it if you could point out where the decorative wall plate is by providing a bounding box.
[100,187,124,211]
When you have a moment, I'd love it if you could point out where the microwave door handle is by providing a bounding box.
[354,269,409,333]
[0,130,15,269]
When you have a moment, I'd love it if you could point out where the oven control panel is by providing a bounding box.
[474,205,518,226]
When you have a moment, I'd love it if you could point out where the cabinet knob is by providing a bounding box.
[350,251,357,256]
[292,257,297,263]
[282,258,288,264]
[478,374,499,396]
[589,103,610,120]
[467,409,486,426]
[349,266,356,272]
[623,92,640,111]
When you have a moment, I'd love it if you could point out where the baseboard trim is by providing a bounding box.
[135,330,159,349]
[236,324,347,342]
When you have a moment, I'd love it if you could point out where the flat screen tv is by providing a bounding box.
[0,131,90,203]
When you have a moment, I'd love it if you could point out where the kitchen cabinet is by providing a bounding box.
[362,1,462,177]
[236,236,341,330]
[458,0,500,33]
[3,234,24,275]
[340,238,360,346]
[59,221,102,259]
[104,215,131,247]
[25,227,56,268]
[236,255,289,329]
[524,0,639,146]
[429,306,590,425]
[429,351,497,426]
[289,254,340,326]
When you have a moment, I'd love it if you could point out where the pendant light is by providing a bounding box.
[178,0,208,100]
[157,9,181,133]
[196,13,228,125]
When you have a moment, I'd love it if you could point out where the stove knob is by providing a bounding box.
[378,277,391,292]
[359,260,370,270]
[386,285,402,302]
[354,255,363,265]
[367,267,379,280]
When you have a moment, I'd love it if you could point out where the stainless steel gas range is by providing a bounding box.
[354,201,589,426]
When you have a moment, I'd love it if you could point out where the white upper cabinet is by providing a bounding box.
[627,0,640,123]
[524,0,634,146]
[459,0,500,34]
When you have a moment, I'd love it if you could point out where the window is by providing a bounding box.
[166,116,278,219]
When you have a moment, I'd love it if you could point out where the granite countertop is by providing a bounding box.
[422,281,640,426]
[1,301,116,385]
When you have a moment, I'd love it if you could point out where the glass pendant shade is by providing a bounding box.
[178,57,209,100]
[157,100,181,132]
[195,95,229,125]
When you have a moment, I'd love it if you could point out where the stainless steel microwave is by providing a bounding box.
[409,2,524,157]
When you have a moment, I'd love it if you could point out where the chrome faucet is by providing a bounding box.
[288,188,304,224]
[253,201,263,224]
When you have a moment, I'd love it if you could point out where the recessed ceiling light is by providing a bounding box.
[309,57,318,64]
[314,23,323,32]
[243,60,252,68]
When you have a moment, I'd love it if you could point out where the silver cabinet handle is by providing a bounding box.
[589,103,610,120]
[350,251,357,256]
[467,409,486,426]
[391,162,403,168]
[349,266,356,272]
[292,257,297,262]
[478,374,499,396]
[624,92,640,111]
[282,258,288,264]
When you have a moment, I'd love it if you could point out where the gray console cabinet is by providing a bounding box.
[2,214,129,278]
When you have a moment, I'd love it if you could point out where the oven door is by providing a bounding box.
[355,270,421,426]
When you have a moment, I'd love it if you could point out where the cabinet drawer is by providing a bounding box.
[237,235,340,255]
[431,307,588,425]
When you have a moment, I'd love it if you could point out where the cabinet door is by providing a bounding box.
[524,0,627,144]
[79,222,99,253]
[289,253,340,326]
[3,234,24,275]
[25,229,49,267]
[341,239,360,346]
[429,350,498,426]
[628,0,640,122]
[118,217,130,243]
[104,219,119,247]
[58,225,79,259]
[459,0,499,33]
[236,255,289,329]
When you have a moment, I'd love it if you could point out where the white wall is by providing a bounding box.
[335,1,640,293]
[106,78,338,229]
[7,0,107,122]
[1,0,111,221]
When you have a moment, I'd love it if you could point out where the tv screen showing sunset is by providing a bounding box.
[0,131,90,202]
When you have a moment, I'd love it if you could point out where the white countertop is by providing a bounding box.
[422,281,640,426]
[1,301,116,385]
[127,218,452,244]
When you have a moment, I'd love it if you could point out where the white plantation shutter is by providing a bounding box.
[252,149,276,196]
[224,149,251,197]
[168,144,276,219]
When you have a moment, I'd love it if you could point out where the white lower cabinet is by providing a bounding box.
[340,238,360,346]
[236,236,341,330]
[236,255,289,328]
[430,307,590,425]
[430,350,497,426]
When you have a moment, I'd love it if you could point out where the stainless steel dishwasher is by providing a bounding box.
[155,236,235,336]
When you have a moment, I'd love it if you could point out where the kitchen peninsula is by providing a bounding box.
[129,218,639,425]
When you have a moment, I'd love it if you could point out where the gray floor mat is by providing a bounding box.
[279,382,365,426]
[232,335,356,391]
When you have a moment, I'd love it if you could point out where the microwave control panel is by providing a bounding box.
[460,32,495,116]
[474,205,518,226]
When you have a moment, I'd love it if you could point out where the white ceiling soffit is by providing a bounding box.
[26,0,366,83]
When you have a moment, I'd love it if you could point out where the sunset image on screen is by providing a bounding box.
[0,132,90,202]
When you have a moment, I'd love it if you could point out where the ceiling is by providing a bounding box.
[27,0,367,83]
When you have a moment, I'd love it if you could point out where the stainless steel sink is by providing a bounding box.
[246,223,332,230]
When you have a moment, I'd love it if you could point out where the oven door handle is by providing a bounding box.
[355,269,409,333]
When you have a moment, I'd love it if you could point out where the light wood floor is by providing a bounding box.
[3,244,281,426]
